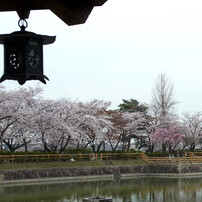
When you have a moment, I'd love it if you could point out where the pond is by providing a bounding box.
[0,177,202,202]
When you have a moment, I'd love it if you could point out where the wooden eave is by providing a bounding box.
[0,0,107,25]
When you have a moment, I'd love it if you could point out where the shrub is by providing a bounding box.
[145,152,169,157]
[63,147,92,154]
[0,151,58,155]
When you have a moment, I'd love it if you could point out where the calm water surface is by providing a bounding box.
[0,177,202,202]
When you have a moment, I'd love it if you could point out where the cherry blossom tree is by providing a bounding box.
[0,86,17,150]
[1,85,43,152]
[117,99,150,151]
[34,99,79,153]
[122,111,149,151]
[104,110,126,152]
[75,100,112,153]
[182,112,202,151]
[149,125,185,153]
[1,82,197,155]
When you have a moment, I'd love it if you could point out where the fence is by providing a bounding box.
[141,153,202,164]
[0,153,142,163]
[0,152,202,164]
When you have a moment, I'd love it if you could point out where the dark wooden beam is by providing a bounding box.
[95,0,108,6]
[50,0,94,25]
[0,0,107,25]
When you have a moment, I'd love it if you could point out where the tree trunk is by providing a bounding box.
[109,138,120,152]
[91,144,96,153]
[23,138,31,152]
[59,138,70,153]
[147,144,154,153]
[76,142,80,151]
[162,144,166,153]
[190,144,195,152]
[126,137,131,152]
[24,142,28,152]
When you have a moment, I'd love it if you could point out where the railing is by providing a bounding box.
[141,152,202,164]
[143,156,202,164]
[0,152,202,164]
[0,153,142,163]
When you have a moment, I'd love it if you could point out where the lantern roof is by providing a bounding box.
[0,30,56,45]
[0,0,107,25]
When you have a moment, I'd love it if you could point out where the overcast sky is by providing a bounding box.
[1,0,202,114]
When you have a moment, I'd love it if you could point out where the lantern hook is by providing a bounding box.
[18,19,28,31]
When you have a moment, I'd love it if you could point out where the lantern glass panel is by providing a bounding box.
[6,39,24,73]
[26,38,43,74]
[9,48,22,70]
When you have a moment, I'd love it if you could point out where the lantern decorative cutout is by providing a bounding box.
[0,19,55,85]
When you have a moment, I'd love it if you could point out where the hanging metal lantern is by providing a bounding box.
[0,19,55,85]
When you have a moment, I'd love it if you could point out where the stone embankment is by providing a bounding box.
[0,164,202,185]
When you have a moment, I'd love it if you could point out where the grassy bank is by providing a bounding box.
[0,160,144,170]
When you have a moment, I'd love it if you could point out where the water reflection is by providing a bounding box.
[0,177,202,202]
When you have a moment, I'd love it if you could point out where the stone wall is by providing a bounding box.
[0,164,202,182]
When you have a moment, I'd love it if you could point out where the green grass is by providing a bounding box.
[0,160,145,170]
